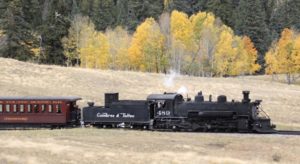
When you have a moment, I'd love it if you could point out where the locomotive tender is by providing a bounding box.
[83,91,276,133]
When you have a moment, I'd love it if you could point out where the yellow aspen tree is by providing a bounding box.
[170,10,195,74]
[277,28,294,73]
[170,10,193,49]
[243,36,260,74]
[62,15,90,66]
[265,28,300,84]
[277,28,296,84]
[230,36,247,76]
[190,12,207,42]
[128,19,152,70]
[291,35,300,72]
[94,32,109,69]
[265,46,279,74]
[78,18,109,69]
[79,21,95,68]
[128,18,165,72]
[62,36,76,66]
[214,26,236,76]
[190,12,219,76]
[105,26,131,70]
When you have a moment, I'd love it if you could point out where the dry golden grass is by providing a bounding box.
[0,128,299,164]
[0,58,300,163]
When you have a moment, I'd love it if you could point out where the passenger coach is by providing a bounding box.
[0,97,81,129]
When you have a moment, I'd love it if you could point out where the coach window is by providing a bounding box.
[34,104,39,113]
[41,105,46,112]
[56,104,62,113]
[0,104,2,113]
[20,105,24,113]
[13,104,17,113]
[27,104,32,113]
[6,104,10,112]
[48,105,53,113]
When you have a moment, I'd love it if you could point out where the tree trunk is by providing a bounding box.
[286,73,291,85]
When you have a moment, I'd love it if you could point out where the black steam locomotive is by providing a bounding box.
[83,91,276,133]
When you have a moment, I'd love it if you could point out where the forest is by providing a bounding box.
[0,0,299,83]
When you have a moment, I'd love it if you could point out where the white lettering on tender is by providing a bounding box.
[96,113,115,118]
[96,113,135,118]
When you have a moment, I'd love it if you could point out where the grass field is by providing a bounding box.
[0,58,300,163]
[0,129,299,164]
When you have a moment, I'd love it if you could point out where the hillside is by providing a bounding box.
[0,58,300,164]
[0,58,299,130]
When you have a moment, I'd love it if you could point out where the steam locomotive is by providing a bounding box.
[83,91,276,133]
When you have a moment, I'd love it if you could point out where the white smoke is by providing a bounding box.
[177,86,188,95]
[163,70,189,95]
[163,70,177,88]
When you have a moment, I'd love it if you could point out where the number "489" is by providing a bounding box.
[157,110,171,116]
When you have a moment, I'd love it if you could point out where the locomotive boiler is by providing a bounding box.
[83,91,276,133]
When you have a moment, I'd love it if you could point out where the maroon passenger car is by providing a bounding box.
[0,97,81,129]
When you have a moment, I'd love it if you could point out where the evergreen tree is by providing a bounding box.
[270,0,300,39]
[205,0,236,28]
[235,0,271,66]
[37,0,73,65]
[91,0,116,31]
[126,0,163,32]
[0,0,34,60]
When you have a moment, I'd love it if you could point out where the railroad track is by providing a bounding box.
[276,130,300,136]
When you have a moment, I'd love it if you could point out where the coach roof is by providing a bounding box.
[0,96,82,101]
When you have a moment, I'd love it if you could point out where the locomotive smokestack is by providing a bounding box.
[242,91,250,103]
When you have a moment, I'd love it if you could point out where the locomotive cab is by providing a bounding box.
[147,93,183,118]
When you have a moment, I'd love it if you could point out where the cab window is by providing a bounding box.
[0,104,2,112]
[56,104,62,113]
[20,105,24,113]
[6,104,10,112]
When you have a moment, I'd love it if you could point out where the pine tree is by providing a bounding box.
[0,0,34,61]
[37,0,73,65]
[205,0,236,28]
[91,0,116,31]
[126,0,163,32]
[270,0,300,39]
[235,0,271,66]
